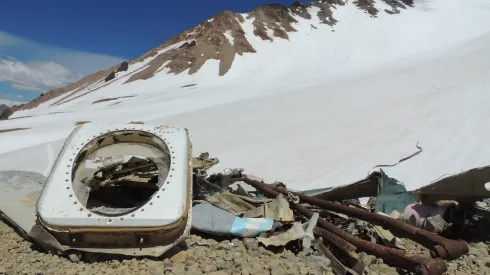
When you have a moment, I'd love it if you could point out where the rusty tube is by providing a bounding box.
[242,177,447,275]
[314,228,366,275]
[315,240,355,275]
[298,204,447,275]
[314,227,357,253]
[254,178,468,260]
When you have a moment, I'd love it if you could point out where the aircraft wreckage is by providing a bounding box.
[1,122,490,275]
[1,123,198,257]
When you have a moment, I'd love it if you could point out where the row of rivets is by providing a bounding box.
[62,126,182,222]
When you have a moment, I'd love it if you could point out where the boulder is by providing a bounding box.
[0,104,13,120]
[105,71,116,82]
[116,61,129,72]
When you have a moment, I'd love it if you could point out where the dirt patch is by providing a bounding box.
[47,112,69,115]
[6,116,33,121]
[181,84,197,88]
[92,95,136,104]
[0,128,29,134]
[75,121,91,126]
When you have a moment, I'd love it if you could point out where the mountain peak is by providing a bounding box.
[13,0,418,112]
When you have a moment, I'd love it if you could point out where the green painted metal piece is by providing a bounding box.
[375,169,415,214]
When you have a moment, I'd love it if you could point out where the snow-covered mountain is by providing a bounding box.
[2,0,490,192]
[14,0,483,112]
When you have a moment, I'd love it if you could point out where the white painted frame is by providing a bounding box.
[36,123,191,228]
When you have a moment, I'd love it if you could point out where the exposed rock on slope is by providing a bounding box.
[125,11,256,83]
[116,61,129,72]
[0,105,12,120]
[354,0,414,16]
[12,64,119,112]
[13,0,417,113]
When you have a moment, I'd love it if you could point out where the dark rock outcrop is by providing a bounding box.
[105,71,116,82]
[354,0,379,17]
[116,61,129,72]
[0,104,13,120]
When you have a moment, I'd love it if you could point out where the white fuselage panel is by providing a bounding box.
[36,123,191,228]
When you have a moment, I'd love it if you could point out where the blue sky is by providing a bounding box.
[0,0,293,105]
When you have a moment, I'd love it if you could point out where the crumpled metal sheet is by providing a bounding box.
[415,165,490,204]
[258,222,306,247]
[243,193,294,222]
[206,192,256,215]
[372,225,406,250]
[257,213,319,248]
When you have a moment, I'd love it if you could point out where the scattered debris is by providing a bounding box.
[257,213,317,248]
[2,123,490,274]
[243,193,295,222]
[206,191,256,215]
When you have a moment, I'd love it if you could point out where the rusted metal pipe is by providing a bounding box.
[275,185,468,260]
[248,177,468,260]
[314,228,365,275]
[297,203,446,275]
[315,239,361,275]
[314,227,357,253]
[242,177,447,275]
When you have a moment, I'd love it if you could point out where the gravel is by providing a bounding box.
[0,220,333,275]
[2,218,490,274]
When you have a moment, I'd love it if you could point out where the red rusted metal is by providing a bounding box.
[316,239,362,275]
[242,177,447,275]
[252,177,468,260]
[314,227,357,253]
[314,228,365,275]
[297,203,447,275]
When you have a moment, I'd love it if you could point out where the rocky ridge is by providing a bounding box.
[12,0,416,113]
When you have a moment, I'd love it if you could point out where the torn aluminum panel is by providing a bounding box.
[191,152,219,176]
[11,123,193,257]
[205,192,256,215]
[257,213,318,248]
[243,193,295,222]
[415,165,490,204]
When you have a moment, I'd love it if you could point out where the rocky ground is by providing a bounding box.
[1,220,490,275]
